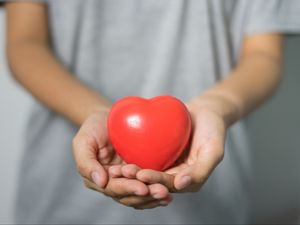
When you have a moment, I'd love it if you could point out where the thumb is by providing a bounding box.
[174,157,218,191]
[72,135,108,188]
[173,166,197,191]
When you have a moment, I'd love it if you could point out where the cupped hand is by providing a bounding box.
[164,102,226,192]
[72,109,172,209]
[119,101,226,193]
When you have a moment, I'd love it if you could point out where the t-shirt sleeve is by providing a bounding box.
[244,0,300,35]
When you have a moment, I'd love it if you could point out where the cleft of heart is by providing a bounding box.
[107,95,192,171]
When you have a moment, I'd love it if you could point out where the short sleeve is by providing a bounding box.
[245,0,300,35]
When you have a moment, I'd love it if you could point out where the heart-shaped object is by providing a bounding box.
[107,96,192,171]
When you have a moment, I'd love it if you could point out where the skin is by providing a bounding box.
[6,2,283,209]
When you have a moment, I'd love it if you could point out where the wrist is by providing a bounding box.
[88,104,111,117]
[78,101,111,126]
[187,92,240,128]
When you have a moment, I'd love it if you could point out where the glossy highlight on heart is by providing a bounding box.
[107,96,192,171]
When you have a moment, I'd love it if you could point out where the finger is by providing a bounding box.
[105,178,149,198]
[108,165,122,178]
[121,164,141,179]
[134,198,172,210]
[72,135,108,188]
[133,201,163,210]
[83,178,105,193]
[174,155,219,191]
[165,163,189,175]
[119,183,171,205]
[117,183,171,208]
[118,195,155,207]
[84,176,150,199]
[136,169,175,191]
[97,145,114,164]
[149,183,170,199]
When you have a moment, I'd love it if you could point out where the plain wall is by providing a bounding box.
[248,36,300,223]
[0,8,300,223]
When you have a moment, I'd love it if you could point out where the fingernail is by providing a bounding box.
[178,176,192,190]
[91,171,101,187]
[153,193,161,199]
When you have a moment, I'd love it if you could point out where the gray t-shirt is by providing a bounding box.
[13,0,300,224]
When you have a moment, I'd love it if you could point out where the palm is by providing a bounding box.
[77,111,124,170]
[74,110,173,209]
[167,106,225,175]
[161,104,225,192]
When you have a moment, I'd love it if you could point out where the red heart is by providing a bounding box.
[107,96,192,171]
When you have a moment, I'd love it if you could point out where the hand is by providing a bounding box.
[72,109,172,209]
[119,101,226,193]
[165,102,226,192]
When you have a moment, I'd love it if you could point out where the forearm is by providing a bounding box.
[190,49,283,127]
[7,41,110,125]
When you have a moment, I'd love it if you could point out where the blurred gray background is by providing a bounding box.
[0,8,299,224]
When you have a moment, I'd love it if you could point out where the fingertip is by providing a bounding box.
[134,183,149,196]
[134,187,148,196]
[149,184,169,199]
[121,164,140,178]
[174,175,192,190]
[91,169,107,188]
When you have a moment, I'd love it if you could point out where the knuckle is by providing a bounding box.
[72,133,93,149]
